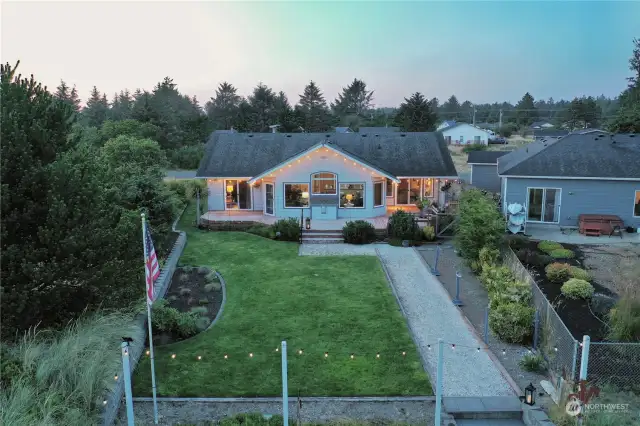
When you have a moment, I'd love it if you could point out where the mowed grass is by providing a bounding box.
[133,203,431,397]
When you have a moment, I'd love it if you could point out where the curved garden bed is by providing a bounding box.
[151,266,225,346]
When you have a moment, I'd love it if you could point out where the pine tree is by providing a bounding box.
[394,92,438,132]
[205,82,241,130]
[247,83,277,132]
[441,95,461,120]
[514,92,538,126]
[610,38,640,133]
[83,86,109,127]
[331,78,374,118]
[298,81,332,132]
[69,85,81,112]
[54,80,71,102]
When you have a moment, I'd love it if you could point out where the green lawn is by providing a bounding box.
[133,203,431,397]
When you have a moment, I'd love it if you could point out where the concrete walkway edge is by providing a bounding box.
[133,396,436,403]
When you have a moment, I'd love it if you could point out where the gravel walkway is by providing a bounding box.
[302,243,514,397]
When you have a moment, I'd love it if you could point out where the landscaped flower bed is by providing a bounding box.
[514,240,616,340]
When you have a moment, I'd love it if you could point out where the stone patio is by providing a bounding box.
[522,223,640,245]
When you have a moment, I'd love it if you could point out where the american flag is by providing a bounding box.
[145,224,161,305]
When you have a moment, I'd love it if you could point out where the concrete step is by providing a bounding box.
[443,396,522,420]
[302,233,343,238]
[455,420,525,426]
[302,229,343,234]
[301,237,344,244]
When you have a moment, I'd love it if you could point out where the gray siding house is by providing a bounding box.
[498,133,640,229]
[467,150,511,192]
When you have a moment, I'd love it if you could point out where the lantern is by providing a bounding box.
[524,382,536,406]
[305,217,311,230]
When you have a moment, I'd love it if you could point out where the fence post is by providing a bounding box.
[533,310,540,352]
[435,338,444,426]
[579,335,590,380]
[281,341,288,426]
[196,189,201,227]
[452,271,463,306]
[431,245,441,276]
[121,341,135,426]
[571,340,579,382]
[484,305,489,345]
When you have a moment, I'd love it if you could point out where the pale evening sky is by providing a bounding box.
[2,1,639,107]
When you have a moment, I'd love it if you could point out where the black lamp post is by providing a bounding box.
[524,382,536,406]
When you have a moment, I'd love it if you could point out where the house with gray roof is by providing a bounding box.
[196,132,457,223]
[335,127,354,133]
[467,150,512,193]
[498,133,640,229]
[358,126,399,133]
[439,122,492,145]
[532,129,569,140]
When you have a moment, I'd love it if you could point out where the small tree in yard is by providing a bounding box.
[455,189,505,262]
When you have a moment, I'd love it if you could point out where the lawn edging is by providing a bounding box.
[206,271,227,330]
[102,205,189,426]
[374,247,433,392]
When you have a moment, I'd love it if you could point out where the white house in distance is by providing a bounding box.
[438,122,492,145]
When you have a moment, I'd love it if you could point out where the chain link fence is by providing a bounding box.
[503,249,580,381]
[582,342,640,390]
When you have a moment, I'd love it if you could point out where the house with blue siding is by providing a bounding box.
[498,132,640,229]
[196,132,458,227]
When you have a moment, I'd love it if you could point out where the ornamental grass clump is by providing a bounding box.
[545,262,573,283]
[561,278,595,299]
[549,248,575,259]
[570,266,591,282]
[537,240,563,253]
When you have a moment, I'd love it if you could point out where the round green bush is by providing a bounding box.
[561,278,595,299]
[548,248,575,259]
[545,262,573,283]
[570,266,591,281]
[343,220,376,244]
[537,240,563,253]
[489,302,534,343]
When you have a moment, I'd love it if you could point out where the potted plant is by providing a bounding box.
[415,198,430,217]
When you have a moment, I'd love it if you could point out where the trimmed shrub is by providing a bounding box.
[479,264,516,294]
[204,281,222,292]
[570,266,591,281]
[199,298,209,305]
[387,210,419,240]
[519,353,547,373]
[561,278,594,299]
[608,296,640,342]
[489,302,534,343]
[549,248,575,259]
[205,271,218,283]
[489,280,532,309]
[462,143,488,153]
[247,224,276,240]
[422,225,436,241]
[479,246,500,267]
[273,218,301,241]
[342,220,376,244]
[517,248,553,268]
[538,240,563,253]
[455,189,505,261]
[152,299,181,333]
[545,262,573,283]
[504,234,529,250]
[189,306,208,315]
[175,312,199,338]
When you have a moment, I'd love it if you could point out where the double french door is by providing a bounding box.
[264,183,274,215]
[527,188,561,223]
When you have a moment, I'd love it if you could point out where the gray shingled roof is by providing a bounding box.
[533,129,569,138]
[335,127,353,133]
[467,150,512,164]
[358,127,399,133]
[196,132,458,178]
[498,133,640,179]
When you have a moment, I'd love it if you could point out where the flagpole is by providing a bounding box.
[142,213,160,424]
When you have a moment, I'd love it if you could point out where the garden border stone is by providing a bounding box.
[102,205,188,426]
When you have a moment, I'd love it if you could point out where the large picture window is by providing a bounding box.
[340,183,364,208]
[634,190,640,217]
[284,183,309,208]
[311,172,336,194]
[374,182,384,207]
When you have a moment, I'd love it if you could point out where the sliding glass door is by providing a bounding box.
[225,179,252,210]
[396,179,410,204]
[264,183,274,215]
[527,188,560,223]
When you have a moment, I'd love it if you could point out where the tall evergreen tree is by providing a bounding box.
[331,78,374,118]
[69,85,81,112]
[610,38,640,133]
[273,91,298,132]
[205,82,241,130]
[247,83,277,132]
[514,92,538,126]
[54,80,71,101]
[83,86,109,127]
[297,81,332,132]
[562,97,602,129]
[394,92,438,132]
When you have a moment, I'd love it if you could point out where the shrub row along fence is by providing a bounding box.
[503,248,640,391]
[101,209,188,426]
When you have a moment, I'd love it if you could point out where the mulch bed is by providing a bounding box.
[153,266,223,346]
[517,240,616,341]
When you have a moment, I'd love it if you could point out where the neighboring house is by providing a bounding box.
[439,123,492,145]
[529,121,554,130]
[196,132,458,221]
[437,120,457,131]
[533,129,569,140]
[213,129,238,134]
[467,151,512,193]
[335,127,354,133]
[358,126,399,133]
[476,122,499,131]
[498,133,640,228]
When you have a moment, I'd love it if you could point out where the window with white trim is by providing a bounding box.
[374,182,384,207]
[284,183,309,208]
[311,172,336,194]
[634,190,640,217]
[340,183,364,208]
